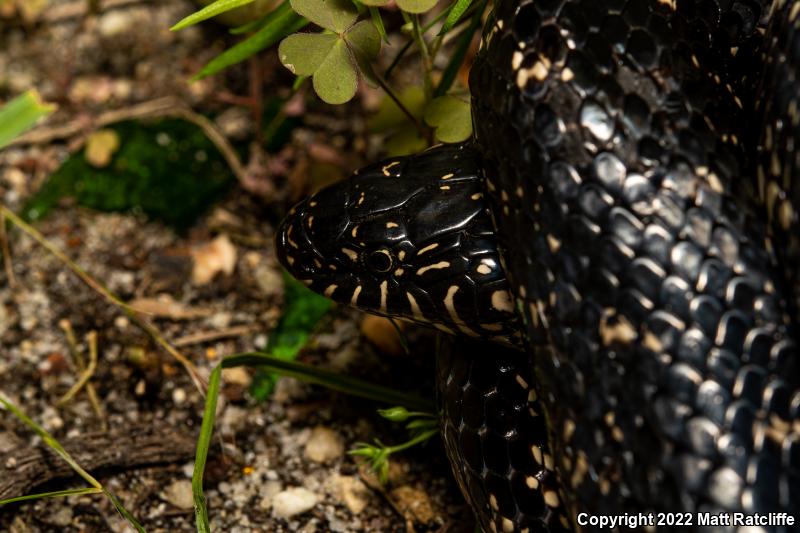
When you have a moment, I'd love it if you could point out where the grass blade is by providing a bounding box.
[368,7,388,43]
[439,0,472,34]
[0,487,101,506]
[227,352,434,411]
[0,90,56,149]
[193,2,308,80]
[229,12,272,34]
[434,0,485,97]
[0,393,146,531]
[171,0,256,31]
[191,352,433,528]
[192,365,221,533]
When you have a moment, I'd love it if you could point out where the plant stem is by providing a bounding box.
[372,73,430,142]
[405,13,433,99]
[384,428,439,454]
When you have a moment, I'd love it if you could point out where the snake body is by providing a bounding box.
[276,0,800,531]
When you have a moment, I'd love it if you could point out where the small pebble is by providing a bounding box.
[257,480,284,511]
[161,479,194,510]
[390,485,437,524]
[304,426,345,464]
[98,11,129,37]
[48,507,73,527]
[271,487,319,519]
[172,387,187,405]
[222,366,252,387]
[329,475,371,514]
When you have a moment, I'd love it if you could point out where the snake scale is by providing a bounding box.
[276,0,800,531]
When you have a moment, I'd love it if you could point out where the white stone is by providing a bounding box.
[304,426,344,464]
[271,487,318,519]
[161,479,194,510]
[98,11,129,37]
[328,475,370,514]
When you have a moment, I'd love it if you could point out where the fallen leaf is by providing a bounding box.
[191,234,237,285]
[130,296,213,320]
[84,129,120,168]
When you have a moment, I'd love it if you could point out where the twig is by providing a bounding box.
[0,424,197,501]
[0,205,206,394]
[0,218,14,287]
[57,331,100,411]
[58,322,107,427]
[6,96,248,184]
[172,324,259,348]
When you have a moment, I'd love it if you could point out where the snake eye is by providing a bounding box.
[364,248,394,273]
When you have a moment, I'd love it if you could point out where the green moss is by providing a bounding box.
[23,119,236,231]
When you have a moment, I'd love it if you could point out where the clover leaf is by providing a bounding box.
[396,0,438,14]
[289,0,356,32]
[279,0,381,104]
[424,94,472,142]
[369,87,427,156]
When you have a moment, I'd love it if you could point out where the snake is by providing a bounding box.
[275,0,800,531]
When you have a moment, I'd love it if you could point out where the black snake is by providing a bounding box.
[276,0,800,530]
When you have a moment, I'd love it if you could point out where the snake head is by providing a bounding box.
[276,143,520,342]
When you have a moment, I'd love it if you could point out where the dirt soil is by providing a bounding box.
[0,1,475,531]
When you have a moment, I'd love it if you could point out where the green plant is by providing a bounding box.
[0,90,55,149]
[172,0,481,150]
[349,407,438,483]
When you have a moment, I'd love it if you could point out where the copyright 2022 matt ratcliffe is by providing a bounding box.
[576,511,796,529]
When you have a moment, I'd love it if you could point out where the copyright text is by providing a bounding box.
[576,512,796,529]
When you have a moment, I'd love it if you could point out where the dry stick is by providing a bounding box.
[0,205,206,394]
[57,322,106,428]
[57,330,100,409]
[6,96,247,184]
[0,424,197,501]
[0,217,14,287]
[172,324,259,348]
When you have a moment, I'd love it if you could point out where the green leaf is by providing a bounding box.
[378,406,414,421]
[344,19,380,59]
[192,364,221,533]
[0,487,103,506]
[344,19,381,87]
[171,0,255,30]
[361,0,389,6]
[434,0,484,97]
[368,87,426,156]
[440,0,472,34]
[279,32,338,75]
[369,86,425,131]
[279,32,360,104]
[0,90,55,149]
[367,6,388,42]
[229,13,270,34]
[313,38,359,104]
[289,0,357,32]
[385,125,427,156]
[249,273,333,399]
[193,2,307,80]
[424,94,472,143]
[395,0,437,14]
